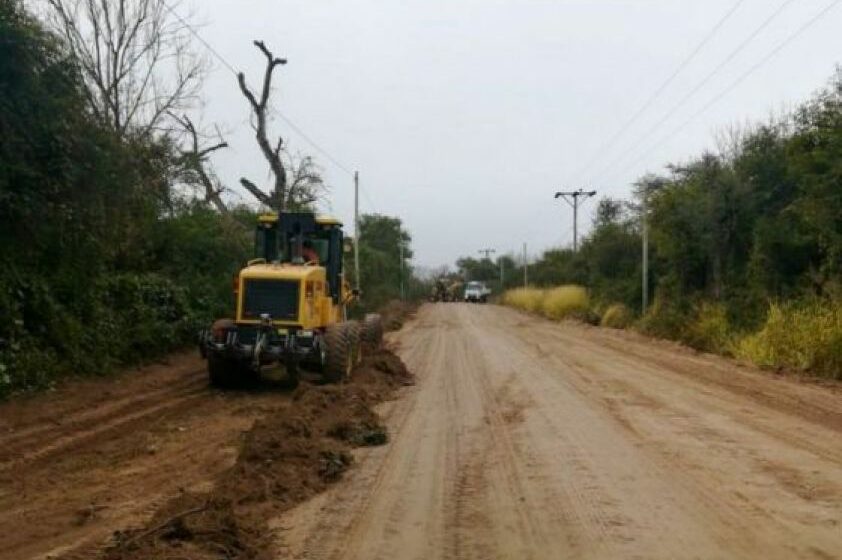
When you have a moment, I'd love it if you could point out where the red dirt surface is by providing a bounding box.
[0,342,412,560]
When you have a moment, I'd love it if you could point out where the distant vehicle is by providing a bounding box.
[464,281,490,303]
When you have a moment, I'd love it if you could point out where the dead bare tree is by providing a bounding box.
[43,0,206,137]
[237,41,328,212]
[237,40,288,211]
[284,152,326,210]
[170,113,229,214]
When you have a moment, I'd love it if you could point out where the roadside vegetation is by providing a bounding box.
[0,0,419,396]
[496,72,842,379]
[503,286,590,321]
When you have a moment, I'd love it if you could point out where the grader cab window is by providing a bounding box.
[254,224,280,262]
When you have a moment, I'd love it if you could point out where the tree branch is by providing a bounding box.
[240,178,272,207]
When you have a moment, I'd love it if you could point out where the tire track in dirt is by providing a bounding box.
[0,376,206,472]
[274,320,439,560]
[0,353,277,560]
[523,320,842,461]
[453,319,551,556]
[0,370,202,454]
[466,308,704,559]
[489,305,842,559]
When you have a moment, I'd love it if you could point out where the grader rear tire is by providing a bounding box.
[361,313,383,351]
[323,323,352,384]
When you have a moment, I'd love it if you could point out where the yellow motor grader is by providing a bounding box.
[199,212,382,388]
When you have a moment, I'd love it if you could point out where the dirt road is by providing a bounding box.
[1,304,840,559]
[279,304,842,560]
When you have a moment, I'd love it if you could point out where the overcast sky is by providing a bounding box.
[193,0,842,268]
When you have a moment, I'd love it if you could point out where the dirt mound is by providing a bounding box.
[377,300,418,331]
[99,347,414,560]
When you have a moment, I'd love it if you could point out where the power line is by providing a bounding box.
[568,0,747,185]
[604,0,842,186]
[587,0,798,186]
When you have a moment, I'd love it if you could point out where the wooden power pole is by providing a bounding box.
[554,189,597,251]
[354,171,361,294]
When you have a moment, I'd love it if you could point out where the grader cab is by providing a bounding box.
[199,212,382,388]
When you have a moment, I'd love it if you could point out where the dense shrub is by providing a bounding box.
[685,302,734,354]
[636,298,691,341]
[736,300,842,379]
[486,71,842,378]
[0,2,258,397]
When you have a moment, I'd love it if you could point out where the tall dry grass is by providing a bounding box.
[502,286,589,321]
[541,286,589,319]
[735,300,842,379]
[601,303,633,329]
[504,287,841,380]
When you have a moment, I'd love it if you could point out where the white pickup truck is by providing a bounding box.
[464,281,490,303]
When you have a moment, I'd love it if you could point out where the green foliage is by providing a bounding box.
[349,213,419,313]
[505,198,642,311]
[685,302,733,354]
[504,70,842,377]
[636,297,691,340]
[456,255,513,293]
[736,300,842,379]
[0,2,252,396]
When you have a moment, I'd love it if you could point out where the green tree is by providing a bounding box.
[351,214,414,311]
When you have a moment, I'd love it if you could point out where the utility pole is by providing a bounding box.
[642,187,649,314]
[478,248,496,260]
[354,171,361,294]
[554,188,597,251]
[523,243,528,287]
[499,257,505,291]
[399,240,405,301]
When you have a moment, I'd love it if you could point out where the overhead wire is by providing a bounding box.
[601,0,842,187]
[586,0,799,187]
[567,0,748,186]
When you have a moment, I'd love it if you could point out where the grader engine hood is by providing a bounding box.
[236,264,326,327]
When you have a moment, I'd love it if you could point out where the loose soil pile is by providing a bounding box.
[377,301,418,332]
[99,348,413,560]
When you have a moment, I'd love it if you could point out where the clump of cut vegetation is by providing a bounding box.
[736,300,842,379]
[600,303,633,329]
